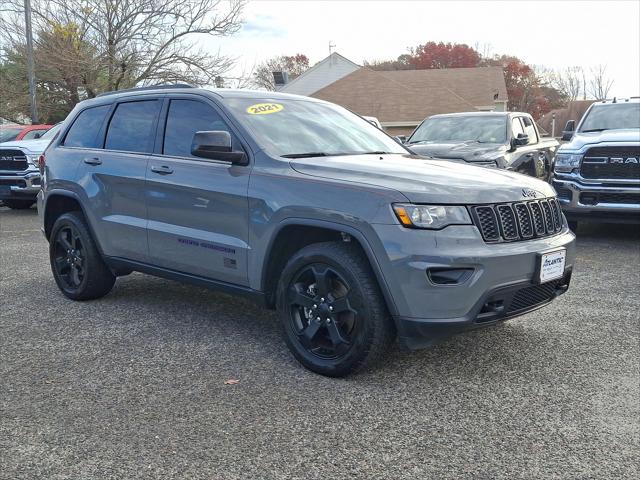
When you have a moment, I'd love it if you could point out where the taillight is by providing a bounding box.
[38,154,45,174]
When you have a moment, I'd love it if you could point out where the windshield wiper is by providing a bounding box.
[581,128,608,133]
[281,152,332,158]
[350,151,394,155]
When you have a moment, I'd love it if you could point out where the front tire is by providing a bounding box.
[49,211,115,300]
[276,242,395,377]
[3,199,34,209]
[568,220,579,232]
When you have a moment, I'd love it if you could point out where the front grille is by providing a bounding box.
[471,198,563,243]
[507,279,564,314]
[581,146,640,180]
[0,179,27,187]
[579,192,640,205]
[0,149,28,171]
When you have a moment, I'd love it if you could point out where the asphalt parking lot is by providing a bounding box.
[1,206,638,480]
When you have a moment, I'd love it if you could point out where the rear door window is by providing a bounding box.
[105,100,162,153]
[64,105,110,148]
[163,99,233,158]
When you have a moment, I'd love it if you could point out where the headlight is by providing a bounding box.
[554,153,582,173]
[26,154,40,167]
[392,204,472,229]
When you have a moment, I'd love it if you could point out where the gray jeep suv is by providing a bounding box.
[38,86,576,376]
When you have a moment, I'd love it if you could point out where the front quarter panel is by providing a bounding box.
[246,153,407,292]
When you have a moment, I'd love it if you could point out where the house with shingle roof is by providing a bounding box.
[277,53,508,135]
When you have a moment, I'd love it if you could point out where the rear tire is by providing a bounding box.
[3,199,34,209]
[276,241,395,377]
[49,211,115,300]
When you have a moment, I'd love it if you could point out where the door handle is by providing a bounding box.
[84,157,102,165]
[151,165,174,175]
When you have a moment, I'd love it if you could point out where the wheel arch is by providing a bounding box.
[260,219,398,316]
[43,190,104,254]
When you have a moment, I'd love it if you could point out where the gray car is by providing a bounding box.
[38,86,576,376]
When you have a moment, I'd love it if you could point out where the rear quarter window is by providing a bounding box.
[64,105,110,148]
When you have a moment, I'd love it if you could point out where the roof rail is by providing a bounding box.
[96,83,194,98]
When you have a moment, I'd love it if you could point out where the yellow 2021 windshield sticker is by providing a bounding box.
[246,103,284,115]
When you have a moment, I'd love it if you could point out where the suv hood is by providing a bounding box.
[0,138,50,154]
[561,129,640,151]
[290,154,555,204]
[408,141,505,162]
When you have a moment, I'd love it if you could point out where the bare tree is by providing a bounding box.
[0,0,245,91]
[253,54,310,90]
[588,64,614,100]
[552,66,583,102]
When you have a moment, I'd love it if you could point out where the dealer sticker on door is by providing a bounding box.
[539,249,566,283]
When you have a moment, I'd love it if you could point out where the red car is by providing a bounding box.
[0,124,53,143]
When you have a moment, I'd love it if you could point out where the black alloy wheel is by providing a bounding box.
[49,211,115,300]
[287,264,359,359]
[277,241,395,377]
[52,225,86,290]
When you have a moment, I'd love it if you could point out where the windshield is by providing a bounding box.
[0,127,23,143]
[409,116,507,144]
[40,123,62,139]
[579,103,640,132]
[225,98,407,158]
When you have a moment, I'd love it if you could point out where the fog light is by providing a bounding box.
[427,267,474,285]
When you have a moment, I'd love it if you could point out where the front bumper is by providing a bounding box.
[397,271,571,348]
[0,170,41,200]
[371,223,576,348]
[552,176,640,223]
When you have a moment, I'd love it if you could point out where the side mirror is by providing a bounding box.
[561,119,575,141]
[394,135,407,144]
[191,130,247,165]
[514,133,529,146]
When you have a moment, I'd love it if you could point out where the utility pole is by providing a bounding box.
[24,0,38,123]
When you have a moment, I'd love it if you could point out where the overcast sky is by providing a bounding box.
[212,0,640,97]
